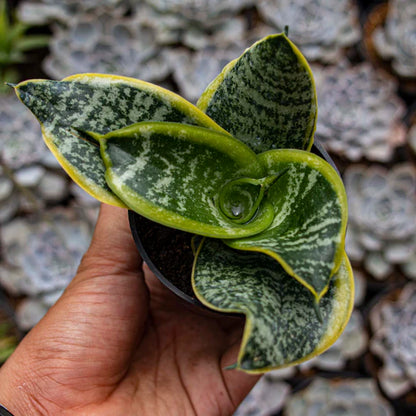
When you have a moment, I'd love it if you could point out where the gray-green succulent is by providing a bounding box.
[313,62,406,162]
[258,0,361,63]
[345,163,416,280]
[0,207,95,329]
[17,0,125,25]
[12,33,352,372]
[42,9,170,84]
[370,283,416,398]
[0,94,46,169]
[372,0,416,78]
[284,377,394,416]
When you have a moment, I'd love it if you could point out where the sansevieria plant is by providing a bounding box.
[11,32,353,373]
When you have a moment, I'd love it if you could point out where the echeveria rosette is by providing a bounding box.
[13,32,352,373]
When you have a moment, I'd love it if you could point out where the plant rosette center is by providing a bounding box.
[218,173,286,224]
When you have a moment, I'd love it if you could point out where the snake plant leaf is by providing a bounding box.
[192,239,354,372]
[99,121,275,238]
[197,33,317,153]
[225,150,348,301]
[14,74,227,206]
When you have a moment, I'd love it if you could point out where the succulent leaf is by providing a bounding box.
[197,33,317,153]
[192,239,354,372]
[225,150,348,300]
[14,74,227,206]
[99,121,275,238]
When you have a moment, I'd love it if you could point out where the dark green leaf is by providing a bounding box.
[193,239,353,372]
[225,149,348,300]
[197,33,317,153]
[14,74,227,206]
[99,121,275,238]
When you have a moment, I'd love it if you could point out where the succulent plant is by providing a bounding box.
[257,0,361,63]
[371,0,416,78]
[313,62,406,162]
[12,33,353,372]
[138,0,251,47]
[284,377,394,416]
[234,377,291,416]
[131,1,253,101]
[344,163,416,280]
[0,204,97,329]
[0,165,19,223]
[17,0,125,25]
[167,43,246,102]
[352,269,368,307]
[0,92,70,220]
[0,93,47,169]
[143,0,253,24]
[42,10,170,83]
[0,207,94,299]
[370,283,416,398]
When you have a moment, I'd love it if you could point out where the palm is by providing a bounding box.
[106,276,251,416]
[0,206,258,416]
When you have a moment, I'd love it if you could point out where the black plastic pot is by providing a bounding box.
[129,211,204,308]
[129,141,339,309]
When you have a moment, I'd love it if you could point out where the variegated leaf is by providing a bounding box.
[14,74,227,206]
[99,121,275,238]
[225,150,348,300]
[197,33,317,153]
[193,239,354,372]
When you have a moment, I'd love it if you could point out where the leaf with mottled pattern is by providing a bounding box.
[197,33,317,153]
[225,149,348,301]
[193,239,353,372]
[14,74,227,206]
[98,121,275,238]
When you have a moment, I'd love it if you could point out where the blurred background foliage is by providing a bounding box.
[0,0,415,415]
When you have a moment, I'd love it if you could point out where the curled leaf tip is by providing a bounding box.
[224,363,238,371]
[218,171,288,225]
[5,82,16,88]
[284,26,289,36]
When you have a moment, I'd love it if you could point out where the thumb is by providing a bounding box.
[1,205,149,409]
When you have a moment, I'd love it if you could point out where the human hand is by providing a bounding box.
[0,205,259,416]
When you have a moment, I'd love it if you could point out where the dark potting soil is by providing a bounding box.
[133,214,196,299]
